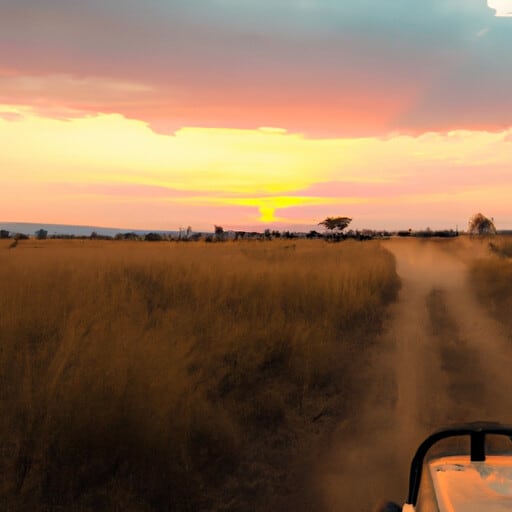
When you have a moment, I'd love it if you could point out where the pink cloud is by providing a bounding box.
[1,3,511,137]
[292,167,512,199]
[0,111,24,122]
[1,179,264,230]
[53,182,198,199]
[48,183,283,200]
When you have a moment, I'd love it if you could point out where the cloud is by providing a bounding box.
[0,73,155,121]
[0,111,24,122]
[476,27,490,37]
[0,1,511,136]
[51,183,199,199]
[2,105,512,230]
[488,0,512,16]
[293,166,512,199]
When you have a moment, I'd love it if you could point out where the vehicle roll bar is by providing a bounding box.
[407,422,512,506]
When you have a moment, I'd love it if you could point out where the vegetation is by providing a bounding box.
[0,239,399,511]
[35,229,48,240]
[144,232,164,242]
[470,237,512,331]
[489,239,512,259]
[214,225,225,241]
[318,216,352,233]
[468,212,497,236]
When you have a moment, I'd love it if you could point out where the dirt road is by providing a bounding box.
[317,238,512,511]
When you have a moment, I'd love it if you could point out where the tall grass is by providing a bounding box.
[0,239,399,511]
[470,237,512,331]
[489,238,512,258]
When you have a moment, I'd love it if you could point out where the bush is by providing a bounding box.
[144,233,164,242]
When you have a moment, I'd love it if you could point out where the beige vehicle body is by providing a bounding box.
[401,423,512,512]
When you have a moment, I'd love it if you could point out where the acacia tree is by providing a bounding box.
[318,216,352,233]
[468,213,496,236]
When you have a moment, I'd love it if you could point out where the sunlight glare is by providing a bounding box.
[259,206,276,223]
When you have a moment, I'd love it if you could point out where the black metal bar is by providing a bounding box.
[470,431,486,462]
[407,422,512,506]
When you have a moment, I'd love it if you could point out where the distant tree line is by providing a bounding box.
[0,230,29,240]
[397,228,459,238]
[0,213,500,244]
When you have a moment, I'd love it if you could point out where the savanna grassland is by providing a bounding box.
[471,237,512,330]
[0,238,399,512]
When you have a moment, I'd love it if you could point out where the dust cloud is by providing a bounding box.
[313,238,512,512]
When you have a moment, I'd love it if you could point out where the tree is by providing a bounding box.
[318,216,352,233]
[468,213,496,236]
[35,229,48,240]
[145,232,163,241]
[214,225,224,241]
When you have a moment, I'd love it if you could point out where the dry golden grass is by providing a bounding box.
[0,239,399,511]
[489,237,512,258]
[470,236,512,331]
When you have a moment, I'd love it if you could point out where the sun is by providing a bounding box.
[259,206,276,223]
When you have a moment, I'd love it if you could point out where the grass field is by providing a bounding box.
[470,237,512,332]
[0,238,399,511]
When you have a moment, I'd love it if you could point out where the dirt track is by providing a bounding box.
[317,238,512,511]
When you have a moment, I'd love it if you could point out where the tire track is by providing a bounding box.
[441,278,512,423]
[426,288,493,422]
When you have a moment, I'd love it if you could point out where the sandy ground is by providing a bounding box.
[316,237,512,512]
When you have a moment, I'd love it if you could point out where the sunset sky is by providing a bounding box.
[1,0,512,231]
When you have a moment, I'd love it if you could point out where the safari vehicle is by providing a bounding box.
[398,422,512,512]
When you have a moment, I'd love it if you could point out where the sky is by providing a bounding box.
[1,0,511,231]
